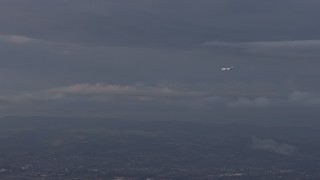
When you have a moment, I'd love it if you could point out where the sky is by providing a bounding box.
[0,0,320,125]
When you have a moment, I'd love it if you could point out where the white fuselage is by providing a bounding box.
[221,67,234,71]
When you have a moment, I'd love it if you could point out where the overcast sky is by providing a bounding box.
[0,0,319,125]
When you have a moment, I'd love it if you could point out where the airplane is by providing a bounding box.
[221,67,234,71]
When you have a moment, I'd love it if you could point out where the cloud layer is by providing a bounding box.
[251,137,296,156]
[49,83,205,97]
[204,40,320,57]
[0,83,319,121]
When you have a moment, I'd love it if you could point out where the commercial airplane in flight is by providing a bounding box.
[221,67,234,71]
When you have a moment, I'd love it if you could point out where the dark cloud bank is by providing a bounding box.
[0,0,319,126]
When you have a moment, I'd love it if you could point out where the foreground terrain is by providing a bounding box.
[0,117,319,179]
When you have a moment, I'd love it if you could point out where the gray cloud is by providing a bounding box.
[204,40,320,57]
[1,0,320,47]
[0,1,319,125]
[290,91,320,106]
[227,91,320,108]
[251,137,296,156]
[0,82,319,117]
[0,81,318,125]
[4,83,320,107]
[228,97,271,108]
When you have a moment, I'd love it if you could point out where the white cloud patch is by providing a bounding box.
[251,137,296,156]
[0,83,206,105]
[48,83,206,97]
[0,34,36,44]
